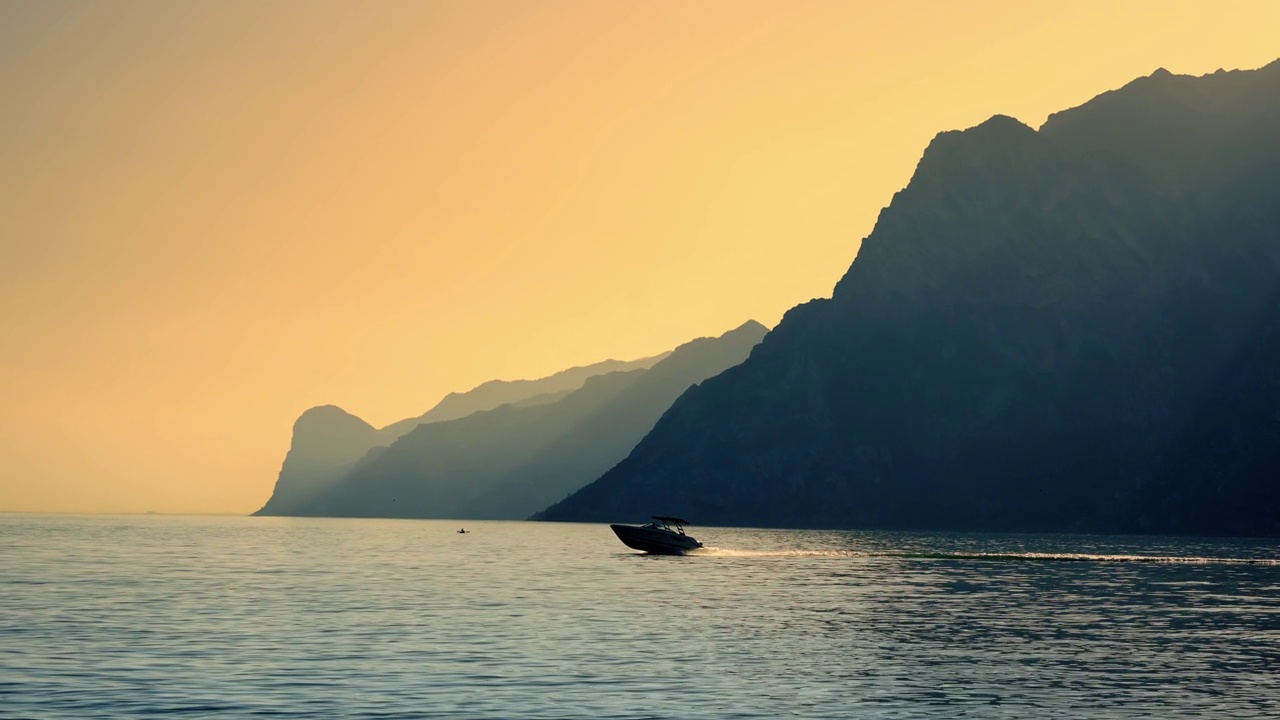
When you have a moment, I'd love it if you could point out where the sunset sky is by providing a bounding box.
[2,1,1277,514]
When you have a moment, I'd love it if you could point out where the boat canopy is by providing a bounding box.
[652,516,691,525]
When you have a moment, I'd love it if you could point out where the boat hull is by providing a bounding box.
[610,524,702,555]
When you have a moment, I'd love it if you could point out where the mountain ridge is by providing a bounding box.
[259,321,767,519]
[536,61,1280,535]
[254,352,669,516]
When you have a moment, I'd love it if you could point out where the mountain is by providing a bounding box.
[375,353,670,438]
[254,406,379,516]
[272,321,767,519]
[536,61,1280,536]
[253,353,667,516]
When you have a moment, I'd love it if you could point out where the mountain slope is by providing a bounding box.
[537,62,1280,535]
[284,321,767,520]
[255,406,379,516]
[254,354,667,516]
[375,353,670,439]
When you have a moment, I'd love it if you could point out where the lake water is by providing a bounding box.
[3,514,1278,719]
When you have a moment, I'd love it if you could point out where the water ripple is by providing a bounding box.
[2,514,1277,719]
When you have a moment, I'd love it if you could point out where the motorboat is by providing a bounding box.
[610,516,703,555]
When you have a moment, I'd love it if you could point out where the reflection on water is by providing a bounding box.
[3,514,1278,719]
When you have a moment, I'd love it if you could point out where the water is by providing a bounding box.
[3,514,1278,719]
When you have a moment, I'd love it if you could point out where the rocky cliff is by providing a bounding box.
[537,62,1280,536]
[255,406,379,516]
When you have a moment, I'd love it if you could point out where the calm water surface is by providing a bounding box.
[3,514,1278,718]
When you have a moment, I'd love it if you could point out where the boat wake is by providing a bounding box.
[690,547,1278,565]
[691,547,864,558]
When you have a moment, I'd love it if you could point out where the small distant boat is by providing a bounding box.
[457,528,469,534]
[610,516,703,555]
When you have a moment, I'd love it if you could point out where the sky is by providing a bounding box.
[2,1,1278,515]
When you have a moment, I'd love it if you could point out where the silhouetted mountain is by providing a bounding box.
[255,406,379,516]
[537,61,1280,536]
[254,354,667,516]
[283,321,767,520]
[375,354,670,439]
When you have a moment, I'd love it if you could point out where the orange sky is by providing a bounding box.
[2,1,1277,514]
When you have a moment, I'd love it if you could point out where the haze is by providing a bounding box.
[2,0,1277,514]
